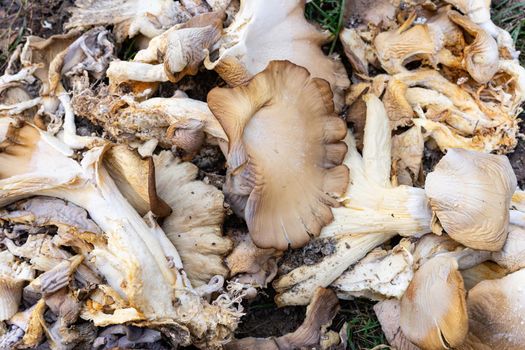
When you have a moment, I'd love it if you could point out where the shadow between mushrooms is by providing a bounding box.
[207,60,349,250]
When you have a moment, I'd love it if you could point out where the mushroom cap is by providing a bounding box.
[400,255,468,350]
[467,268,525,349]
[374,299,421,350]
[208,61,349,250]
[425,148,517,251]
[204,0,349,110]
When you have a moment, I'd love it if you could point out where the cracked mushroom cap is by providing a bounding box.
[207,61,349,250]
[466,268,525,349]
[425,148,517,251]
[400,255,468,350]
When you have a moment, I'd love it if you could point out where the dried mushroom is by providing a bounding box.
[204,0,349,109]
[208,61,349,250]
[425,148,517,251]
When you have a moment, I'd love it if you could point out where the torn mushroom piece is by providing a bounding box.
[466,268,525,349]
[208,60,349,250]
[204,0,349,110]
[65,0,197,41]
[332,239,414,300]
[154,150,232,287]
[224,287,339,350]
[273,94,432,306]
[71,86,227,155]
[0,123,241,347]
[104,144,171,218]
[400,255,468,350]
[0,251,35,321]
[425,148,517,251]
[108,12,223,89]
[374,299,421,350]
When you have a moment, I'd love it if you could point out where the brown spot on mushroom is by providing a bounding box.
[208,61,349,250]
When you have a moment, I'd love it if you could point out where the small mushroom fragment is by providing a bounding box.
[108,12,223,88]
[154,150,232,287]
[400,255,468,350]
[104,145,171,217]
[0,251,35,321]
[208,61,348,250]
[425,148,517,251]
[93,325,162,350]
[391,125,424,186]
[332,239,414,300]
[467,268,525,349]
[65,0,197,41]
[447,11,499,84]
[374,299,421,350]
[204,0,350,109]
[274,95,431,306]
[224,287,339,350]
[8,298,47,348]
[71,87,227,154]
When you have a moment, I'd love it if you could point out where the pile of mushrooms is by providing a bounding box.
[0,0,524,349]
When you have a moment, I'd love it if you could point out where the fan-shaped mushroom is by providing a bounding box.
[425,148,516,251]
[400,255,468,350]
[204,0,349,109]
[467,268,525,348]
[0,251,35,320]
[207,61,349,250]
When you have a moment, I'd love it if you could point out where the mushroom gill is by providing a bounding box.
[207,61,349,250]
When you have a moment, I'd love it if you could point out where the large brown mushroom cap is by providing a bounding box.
[208,61,349,250]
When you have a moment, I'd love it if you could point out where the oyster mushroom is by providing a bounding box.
[491,225,525,272]
[104,144,171,217]
[273,94,432,306]
[425,148,517,251]
[204,0,350,110]
[467,268,525,348]
[65,0,198,41]
[224,287,339,350]
[108,12,223,88]
[374,299,421,350]
[0,251,35,321]
[448,10,499,84]
[207,61,349,250]
[154,150,233,287]
[0,122,241,347]
[400,255,468,350]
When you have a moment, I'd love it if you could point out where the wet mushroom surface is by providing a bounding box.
[1,0,525,349]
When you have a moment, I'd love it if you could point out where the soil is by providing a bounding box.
[2,1,525,350]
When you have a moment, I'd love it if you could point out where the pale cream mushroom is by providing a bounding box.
[0,251,35,321]
[425,148,517,251]
[208,61,349,250]
[154,150,233,287]
[204,0,349,110]
[467,268,525,348]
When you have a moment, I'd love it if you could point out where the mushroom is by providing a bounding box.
[491,225,525,272]
[204,0,350,110]
[108,12,223,88]
[448,10,499,84]
[391,125,424,186]
[467,268,525,348]
[273,94,431,306]
[374,299,421,350]
[224,287,339,350]
[7,299,47,348]
[71,86,227,155]
[332,239,414,300]
[460,261,508,290]
[104,144,172,217]
[65,0,198,41]
[207,61,349,250]
[0,251,35,321]
[0,122,241,347]
[425,148,517,251]
[400,255,468,350]
[154,150,233,287]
